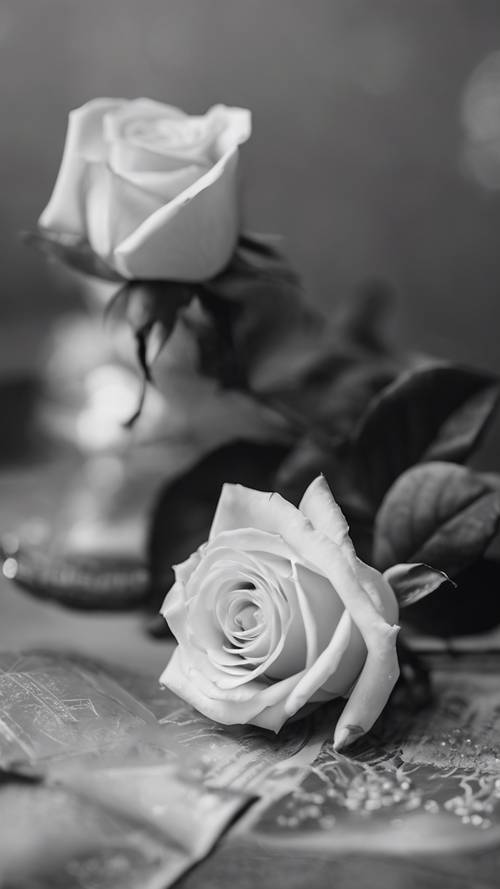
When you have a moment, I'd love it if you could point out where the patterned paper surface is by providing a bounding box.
[0,649,337,888]
[3,650,500,889]
[240,654,500,871]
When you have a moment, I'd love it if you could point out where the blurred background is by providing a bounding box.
[2,0,500,456]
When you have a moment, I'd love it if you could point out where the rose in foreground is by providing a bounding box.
[40,98,251,281]
[160,476,400,749]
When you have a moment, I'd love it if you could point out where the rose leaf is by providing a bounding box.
[404,557,500,637]
[373,462,500,576]
[305,361,397,443]
[354,363,500,509]
[274,437,355,506]
[23,228,123,282]
[383,562,454,608]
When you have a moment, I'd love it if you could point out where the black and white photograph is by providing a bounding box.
[1,3,500,887]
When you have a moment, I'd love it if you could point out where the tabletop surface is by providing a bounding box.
[0,456,171,676]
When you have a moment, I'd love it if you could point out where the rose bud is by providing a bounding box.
[40,98,251,281]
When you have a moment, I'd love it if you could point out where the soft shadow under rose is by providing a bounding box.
[40,98,251,280]
[161,476,400,749]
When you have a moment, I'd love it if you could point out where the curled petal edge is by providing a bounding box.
[333,625,400,750]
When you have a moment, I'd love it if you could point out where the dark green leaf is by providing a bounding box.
[241,318,398,448]
[23,228,123,282]
[272,439,376,561]
[404,557,500,637]
[383,562,453,608]
[268,361,398,555]
[355,363,500,509]
[373,462,500,575]
[301,361,396,443]
[274,437,345,506]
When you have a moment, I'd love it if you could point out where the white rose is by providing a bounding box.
[39,98,251,281]
[160,475,399,749]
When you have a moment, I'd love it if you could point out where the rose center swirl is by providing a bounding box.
[222,582,266,647]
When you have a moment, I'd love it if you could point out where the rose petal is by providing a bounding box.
[292,563,369,697]
[173,548,204,587]
[209,604,289,688]
[210,485,295,540]
[108,167,166,249]
[245,551,294,579]
[183,551,293,688]
[211,105,252,157]
[284,610,352,717]
[264,577,308,679]
[218,586,275,661]
[83,162,113,258]
[104,99,187,141]
[84,162,166,260]
[104,100,227,166]
[300,476,398,624]
[160,578,187,630]
[161,646,305,731]
[356,561,399,626]
[299,475,356,562]
[112,107,250,281]
[39,98,124,236]
[110,165,210,203]
[108,138,202,175]
[333,625,400,750]
[290,563,319,669]
[173,647,270,704]
[112,149,238,280]
[193,529,293,572]
[245,490,396,641]
[293,563,346,652]
[259,494,400,735]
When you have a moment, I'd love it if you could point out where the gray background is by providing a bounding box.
[2,0,500,381]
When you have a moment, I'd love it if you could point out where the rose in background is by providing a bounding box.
[161,475,400,749]
[39,98,251,281]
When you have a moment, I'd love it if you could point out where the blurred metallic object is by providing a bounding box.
[0,534,151,609]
